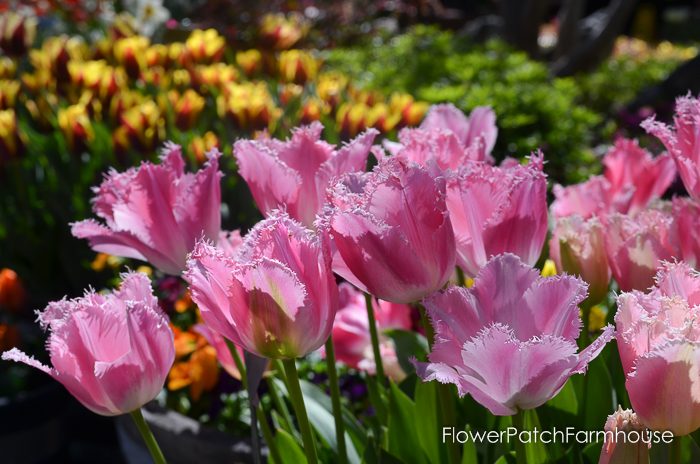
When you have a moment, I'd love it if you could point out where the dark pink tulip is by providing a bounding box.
[329,283,412,381]
[642,94,700,199]
[549,215,610,304]
[415,254,614,415]
[72,143,222,275]
[604,208,679,291]
[234,122,377,227]
[2,272,175,416]
[446,154,547,277]
[672,197,700,268]
[323,157,456,303]
[184,211,338,359]
[552,139,674,219]
[603,138,676,214]
[616,262,700,435]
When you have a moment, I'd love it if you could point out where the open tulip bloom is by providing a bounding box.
[2,272,174,463]
[71,143,223,275]
[415,254,615,416]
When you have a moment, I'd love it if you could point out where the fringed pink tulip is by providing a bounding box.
[384,104,497,169]
[642,94,700,199]
[672,197,700,268]
[184,211,338,359]
[217,229,244,257]
[616,262,700,435]
[603,138,676,214]
[415,254,614,415]
[551,176,621,219]
[323,157,456,304]
[329,283,412,381]
[420,103,498,156]
[446,154,547,277]
[599,408,651,464]
[2,272,175,416]
[72,143,222,275]
[549,215,610,303]
[234,122,377,227]
[604,208,678,291]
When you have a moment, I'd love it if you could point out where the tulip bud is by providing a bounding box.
[259,13,307,50]
[236,49,263,77]
[550,215,610,304]
[0,12,36,56]
[278,50,319,85]
[0,109,24,162]
[114,36,149,80]
[58,103,94,154]
[184,29,225,64]
[599,408,651,464]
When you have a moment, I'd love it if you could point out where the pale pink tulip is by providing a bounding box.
[549,215,610,303]
[446,154,547,277]
[234,122,377,227]
[420,104,498,155]
[2,272,174,416]
[323,157,456,304]
[616,262,700,435]
[672,197,700,268]
[415,254,614,416]
[217,229,244,258]
[603,138,676,214]
[184,211,338,359]
[604,208,679,291]
[329,283,412,381]
[72,143,222,275]
[599,408,650,464]
[642,94,700,199]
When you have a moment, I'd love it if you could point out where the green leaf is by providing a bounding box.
[414,381,443,463]
[386,382,430,464]
[385,329,429,373]
[460,425,478,464]
[521,409,549,464]
[494,451,516,464]
[273,428,306,464]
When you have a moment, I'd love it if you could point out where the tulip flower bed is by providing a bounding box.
[4,5,700,464]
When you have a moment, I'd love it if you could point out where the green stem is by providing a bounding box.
[325,336,348,464]
[258,404,282,464]
[282,359,318,464]
[226,340,247,388]
[670,436,683,464]
[438,384,461,464]
[364,293,386,384]
[226,341,261,464]
[267,376,295,436]
[130,408,167,464]
[512,410,528,464]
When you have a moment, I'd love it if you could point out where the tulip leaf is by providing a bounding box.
[494,451,516,463]
[271,378,364,463]
[414,380,443,463]
[580,356,615,430]
[520,409,549,464]
[385,329,429,373]
[273,428,306,464]
[460,425,478,464]
[386,381,430,464]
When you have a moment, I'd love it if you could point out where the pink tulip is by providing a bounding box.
[184,211,338,359]
[549,215,610,303]
[603,138,676,214]
[551,176,622,219]
[234,122,377,227]
[323,157,456,303]
[194,323,242,380]
[329,283,412,381]
[420,104,498,156]
[642,94,700,199]
[217,229,244,257]
[672,197,700,268]
[604,208,679,291]
[71,143,222,275]
[446,154,547,277]
[2,272,175,416]
[615,262,700,435]
[599,408,650,464]
[415,253,614,416]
